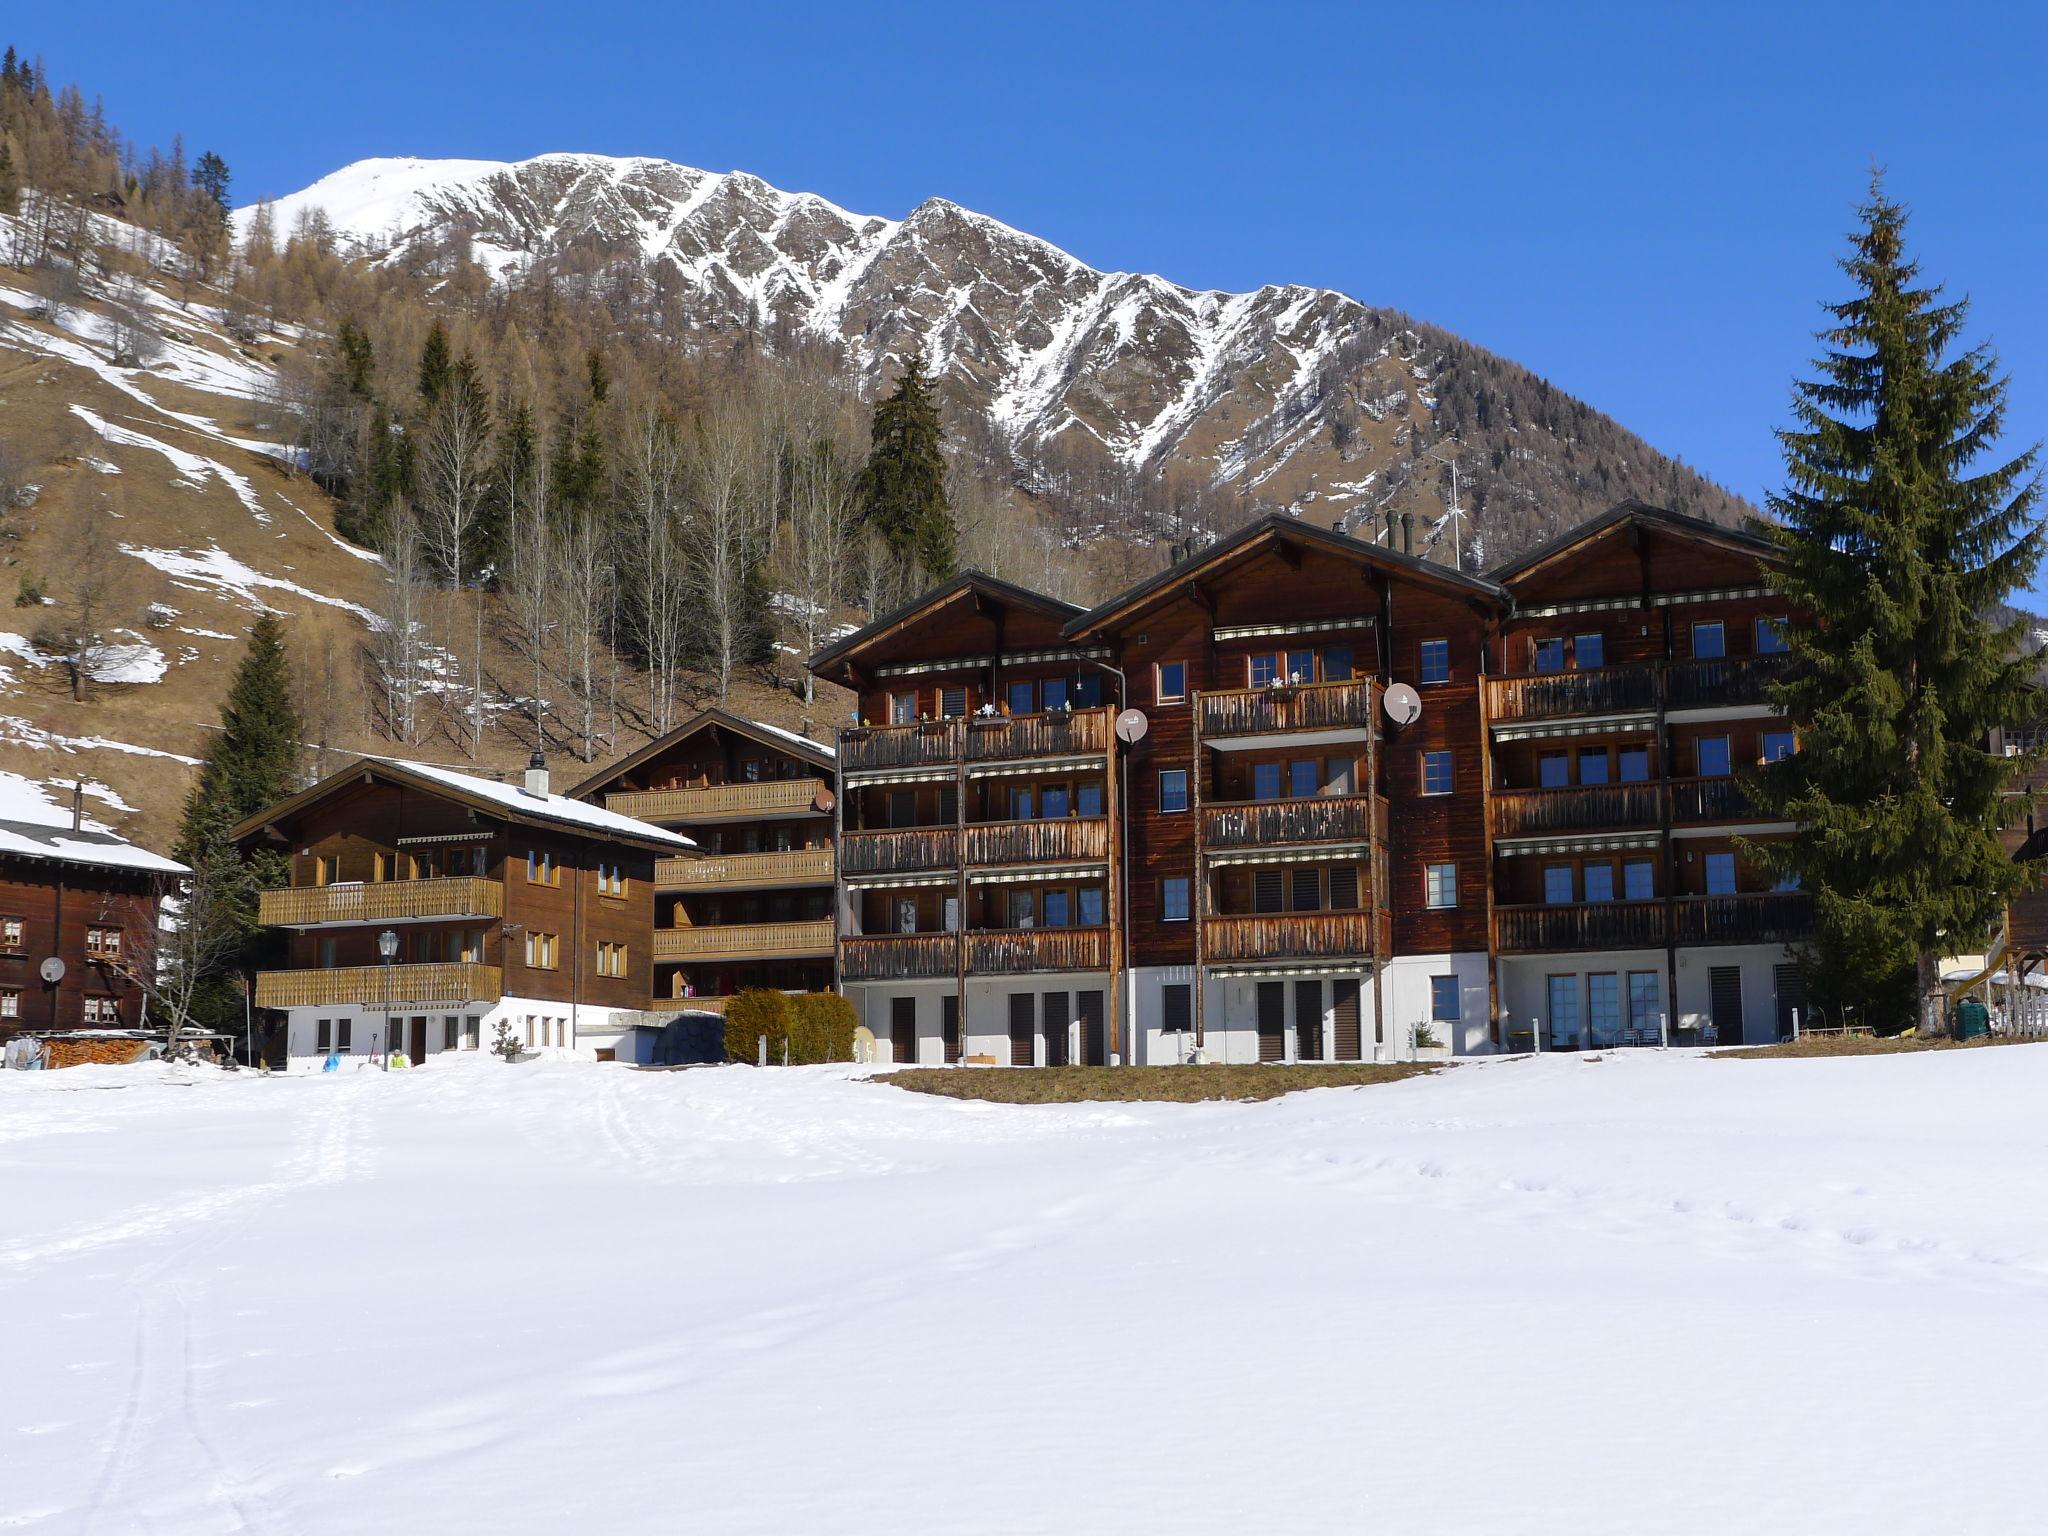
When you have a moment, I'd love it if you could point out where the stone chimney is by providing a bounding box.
[71,781,83,830]
[523,752,550,799]
[1401,512,1415,555]
[1383,509,1398,548]
[801,717,814,740]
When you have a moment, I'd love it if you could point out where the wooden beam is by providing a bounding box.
[1272,537,1302,571]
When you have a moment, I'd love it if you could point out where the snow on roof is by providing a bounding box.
[0,816,186,876]
[375,758,695,849]
[744,716,836,760]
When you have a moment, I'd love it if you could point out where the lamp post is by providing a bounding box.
[378,927,398,1071]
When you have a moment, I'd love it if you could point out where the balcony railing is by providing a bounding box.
[1204,911,1374,962]
[841,932,960,981]
[604,780,828,823]
[965,707,1111,762]
[1673,893,1814,945]
[1494,900,1667,952]
[1491,783,1664,837]
[655,848,834,890]
[1199,679,1379,738]
[1202,794,1379,851]
[839,827,960,875]
[259,877,503,928]
[254,962,502,1010]
[966,817,1111,865]
[1488,667,1658,724]
[1666,654,1788,710]
[965,926,1110,974]
[1668,777,1752,823]
[839,719,966,773]
[652,919,836,963]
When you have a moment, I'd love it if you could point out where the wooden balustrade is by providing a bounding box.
[1672,893,1814,945]
[965,707,1111,761]
[1491,783,1664,837]
[1203,911,1374,961]
[1487,667,1659,723]
[841,932,961,980]
[653,919,836,962]
[1666,654,1788,710]
[604,779,828,823]
[1493,900,1667,952]
[838,827,960,874]
[1667,777,1751,823]
[258,877,503,928]
[655,847,834,889]
[838,720,966,772]
[254,962,502,1010]
[1202,795,1375,849]
[1198,679,1379,737]
[965,817,1111,865]
[966,926,1111,974]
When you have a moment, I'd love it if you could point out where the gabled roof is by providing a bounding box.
[1062,512,1505,641]
[569,707,835,802]
[808,569,1083,678]
[0,817,187,877]
[232,756,694,852]
[1484,500,1778,588]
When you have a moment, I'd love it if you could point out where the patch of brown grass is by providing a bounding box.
[1715,1033,2047,1059]
[880,1062,1435,1104]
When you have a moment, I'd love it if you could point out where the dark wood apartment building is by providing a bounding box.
[234,755,690,1063]
[570,709,838,1011]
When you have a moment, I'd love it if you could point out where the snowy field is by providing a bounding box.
[3,1049,2044,1534]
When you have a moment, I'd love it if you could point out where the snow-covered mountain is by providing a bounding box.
[242,154,1748,542]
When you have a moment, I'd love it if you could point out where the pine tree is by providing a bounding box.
[1748,179,2044,1034]
[191,150,230,212]
[858,354,956,581]
[0,144,17,218]
[417,320,453,409]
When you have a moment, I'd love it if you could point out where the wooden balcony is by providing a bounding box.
[966,926,1111,974]
[1202,794,1377,851]
[603,779,829,824]
[652,919,835,963]
[655,848,834,890]
[1199,679,1378,739]
[1673,893,1814,946]
[1204,911,1373,962]
[841,932,960,981]
[1491,783,1664,837]
[1666,655,1788,711]
[258,877,503,928]
[839,719,965,773]
[965,817,1111,865]
[254,962,502,1010]
[965,707,1111,762]
[1494,900,1667,953]
[1487,666,1658,724]
[839,826,960,875]
[1668,777,1752,824]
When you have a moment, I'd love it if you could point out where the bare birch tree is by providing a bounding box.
[775,436,855,704]
[416,378,492,756]
[556,507,613,762]
[43,492,120,701]
[497,441,555,750]
[617,407,692,734]
[374,495,430,744]
[686,408,760,705]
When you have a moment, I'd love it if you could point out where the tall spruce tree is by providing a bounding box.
[859,354,956,581]
[1749,180,2043,1034]
[417,321,453,409]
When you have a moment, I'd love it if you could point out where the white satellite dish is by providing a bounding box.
[1114,708,1149,744]
[1383,683,1422,728]
[39,956,65,984]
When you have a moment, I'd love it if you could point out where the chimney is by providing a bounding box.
[71,781,83,830]
[800,717,814,740]
[1383,509,1397,548]
[1401,512,1415,555]
[523,752,550,799]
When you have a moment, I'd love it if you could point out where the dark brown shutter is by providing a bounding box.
[1291,867,1321,912]
[1257,981,1286,1063]
[1254,869,1285,913]
[1773,964,1805,1042]
[890,996,917,1065]
[1328,865,1360,910]
[1009,992,1035,1067]
[942,994,961,1064]
[1042,991,1070,1067]
[1162,983,1192,1034]
[1333,980,1361,1060]
[1295,979,1324,1061]
[1078,990,1106,1066]
[1710,966,1745,1046]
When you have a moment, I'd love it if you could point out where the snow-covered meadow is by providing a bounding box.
[3,1049,2043,1533]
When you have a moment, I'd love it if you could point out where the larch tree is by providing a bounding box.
[417,355,493,755]
[1748,179,2044,1035]
[858,353,956,583]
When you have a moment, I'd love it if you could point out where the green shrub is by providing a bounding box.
[14,572,44,607]
[788,992,858,1064]
[723,988,794,1064]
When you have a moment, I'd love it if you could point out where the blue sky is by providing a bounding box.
[21,2,2048,586]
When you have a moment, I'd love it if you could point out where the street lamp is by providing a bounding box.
[378,928,398,1072]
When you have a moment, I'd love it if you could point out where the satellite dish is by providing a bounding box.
[812,786,837,814]
[1114,708,1149,744]
[1383,683,1422,728]
[39,956,65,985]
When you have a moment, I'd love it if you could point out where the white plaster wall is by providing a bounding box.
[283,994,637,1062]
[851,976,1111,1065]
[1674,944,1798,1045]
[1379,953,1492,1057]
[1496,946,1794,1049]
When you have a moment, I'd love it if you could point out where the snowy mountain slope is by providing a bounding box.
[243,154,1750,542]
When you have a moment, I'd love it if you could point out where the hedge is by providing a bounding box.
[722,989,795,1064]
[722,990,857,1064]
[788,992,858,1064]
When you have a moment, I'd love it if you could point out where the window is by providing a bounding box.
[316,1017,332,1052]
[1253,762,1284,801]
[894,898,919,935]
[889,691,917,724]
[1073,674,1104,707]
[86,927,121,960]
[1322,645,1354,683]
[1756,615,1790,655]
[1629,973,1661,1040]
[1158,770,1189,814]
[1323,757,1356,794]
[1042,678,1070,711]
[318,936,339,968]
[595,941,628,978]
[1618,747,1651,783]
[1078,887,1105,926]
[1692,621,1726,660]
[1547,975,1579,1048]
[1574,632,1605,671]
[1577,750,1610,785]
[526,848,558,886]
[314,853,341,886]
[741,758,762,783]
[1419,639,1451,685]
[1424,863,1458,909]
[1161,878,1191,922]
[83,996,118,1024]
[463,1015,481,1051]
[1077,782,1105,817]
[1704,852,1737,895]
[443,1016,459,1051]
[1155,661,1186,704]
[596,861,626,897]
[1420,750,1454,796]
[1010,890,1037,929]
[524,931,559,970]
[1533,637,1566,674]
[939,686,968,719]
[1285,650,1316,685]
[942,895,961,932]
[1041,786,1071,819]
[1584,863,1616,902]
[1289,760,1320,799]
[0,989,17,1019]
[1588,974,1621,1045]
[0,917,22,951]
[1698,736,1733,777]
[1761,730,1797,763]
[1007,679,1036,716]
[1624,860,1656,900]
[1162,983,1192,1033]
[1538,752,1571,789]
[1043,890,1072,928]
[1249,653,1280,688]
[1543,865,1575,905]
[1008,784,1036,820]
[1429,975,1461,1022]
